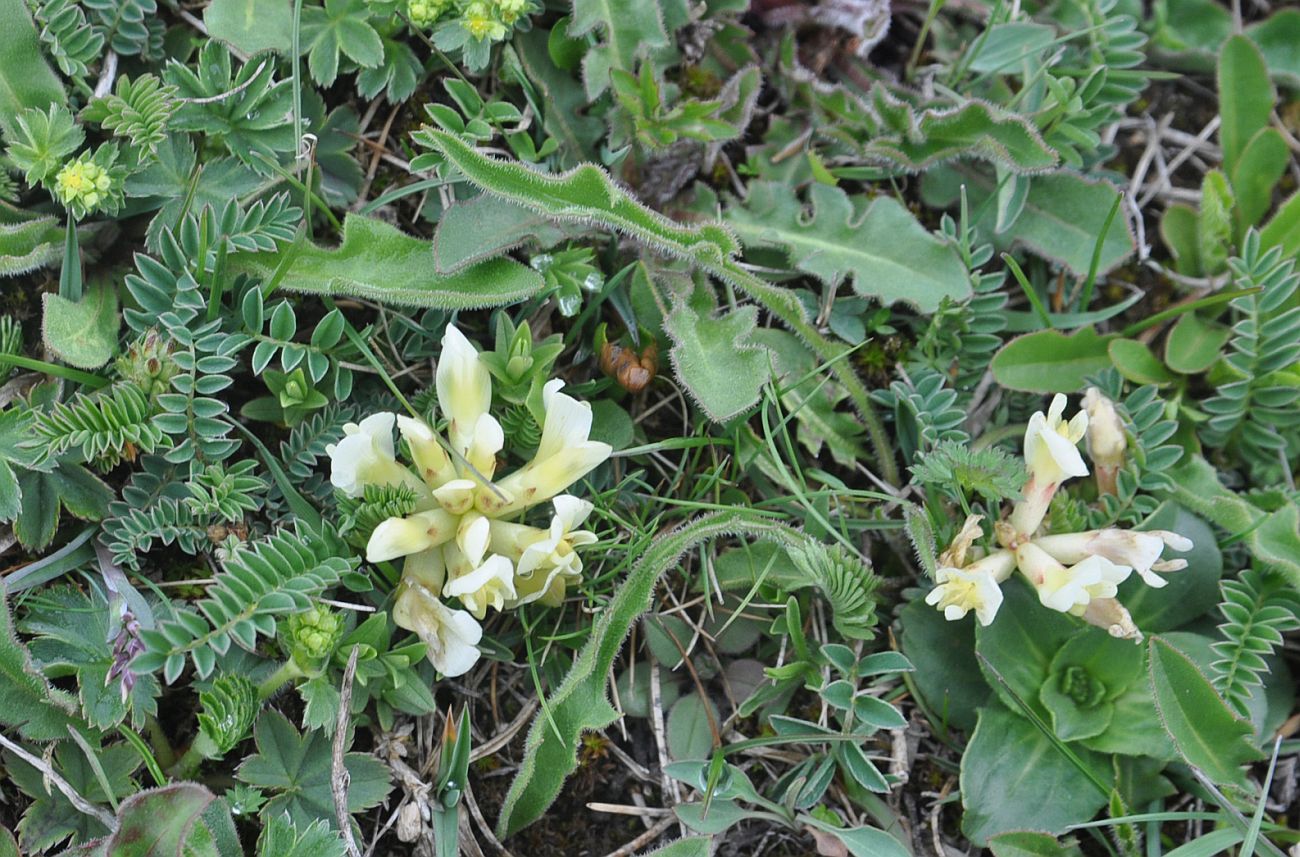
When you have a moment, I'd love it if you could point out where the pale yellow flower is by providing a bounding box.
[925,550,1016,626]
[392,580,483,676]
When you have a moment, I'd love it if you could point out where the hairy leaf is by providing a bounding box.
[726,182,971,312]
[496,511,802,836]
[0,0,66,140]
[570,0,672,98]
[41,280,120,369]
[433,194,573,274]
[427,128,739,267]
[1147,636,1260,786]
[0,204,63,276]
[229,213,544,309]
[857,88,1058,173]
[0,584,82,741]
[204,0,293,55]
[663,296,772,422]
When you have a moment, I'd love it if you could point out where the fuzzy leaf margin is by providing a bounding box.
[227,213,544,309]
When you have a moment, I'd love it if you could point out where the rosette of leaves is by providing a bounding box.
[195,674,259,758]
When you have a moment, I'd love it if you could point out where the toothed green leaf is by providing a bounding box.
[228,213,545,309]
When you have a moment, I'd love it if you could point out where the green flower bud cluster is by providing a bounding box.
[115,330,179,399]
[54,154,120,220]
[407,0,450,27]
[287,604,344,671]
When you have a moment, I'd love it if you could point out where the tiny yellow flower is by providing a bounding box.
[462,1,506,40]
[54,158,112,213]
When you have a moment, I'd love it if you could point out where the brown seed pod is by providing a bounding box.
[600,340,658,393]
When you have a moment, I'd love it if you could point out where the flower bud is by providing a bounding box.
[1083,387,1126,495]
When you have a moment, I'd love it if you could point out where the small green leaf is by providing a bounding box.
[1217,35,1274,174]
[991,327,1114,393]
[1198,169,1235,275]
[228,214,544,309]
[988,831,1084,857]
[1147,636,1261,787]
[204,0,292,55]
[1164,312,1231,374]
[41,281,120,370]
[1246,9,1300,87]
[666,694,717,761]
[1260,190,1300,258]
[1231,128,1289,231]
[237,710,391,830]
[1160,203,1202,276]
[663,297,772,422]
[1107,338,1176,387]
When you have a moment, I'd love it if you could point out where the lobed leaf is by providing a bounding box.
[725,182,972,312]
[228,213,544,309]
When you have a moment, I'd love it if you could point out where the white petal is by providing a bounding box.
[357,412,396,458]
[457,513,491,568]
[537,381,594,461]
[553,495,594,531]
[366,510,456,562]
[1039,428,1090,479]
[437,325,492,457]
[433,478,477,515]
[397,414,453,486]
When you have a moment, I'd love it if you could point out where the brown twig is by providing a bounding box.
[333,646,362,857]
[0,732,117,829]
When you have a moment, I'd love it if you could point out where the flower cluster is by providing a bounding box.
[327,326,611,676]
[53,154,119,220]
[926,391,1192,639]
[406,0,530,40]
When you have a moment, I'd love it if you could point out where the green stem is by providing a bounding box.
[257,658,305,699]
[143,715,177,770]
[717,262,900,486]
[0,354,109,387]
